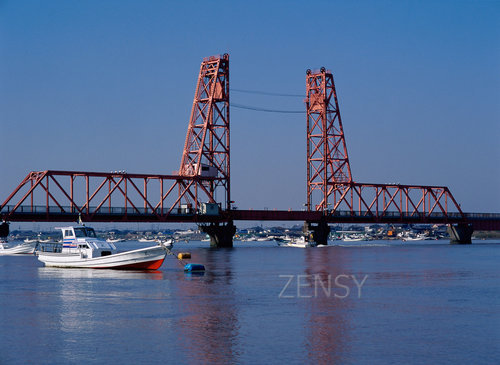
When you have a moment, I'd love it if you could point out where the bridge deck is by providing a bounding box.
[2,206,499,230]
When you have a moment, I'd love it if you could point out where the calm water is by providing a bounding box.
[1,240,499,364]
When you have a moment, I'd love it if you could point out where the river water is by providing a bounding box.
[0,239,499,364]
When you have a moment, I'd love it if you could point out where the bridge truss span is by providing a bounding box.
[0,170,223,222]
[326,182,465,222]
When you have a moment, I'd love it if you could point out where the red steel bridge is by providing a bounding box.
[2,54,499,245]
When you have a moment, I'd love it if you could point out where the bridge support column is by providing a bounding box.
[0,222,9,239]
[304,220,330,246]
[447,223,473,244]
[200,221,236,248]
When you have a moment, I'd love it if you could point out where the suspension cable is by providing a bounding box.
[231,103,305,114]
[231,88,303,97]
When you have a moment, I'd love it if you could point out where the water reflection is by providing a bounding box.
[38,267,165,280]
[174,248,241,364]
[32,265,174,363]
[303,247,352,364]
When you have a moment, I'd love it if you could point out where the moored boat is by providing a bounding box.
[156,238,174,249]
[106,238,124,243]
[24,238,39,244]
[0,240,38,255]
[342,234,368,242]
[36,225,168,270]
[277,236,315,248]
[401,233,432,242]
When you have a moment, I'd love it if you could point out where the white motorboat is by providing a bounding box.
[342,235,366,242]
[277,236,314,248]
[106,238,124,243]
[0,240,38,255]
[402,234,432,242]
[36,225,168,270]
[24,238,39,244]
[138,237,156,243]
[156,238,174,249]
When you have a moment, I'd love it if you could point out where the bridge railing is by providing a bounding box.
[3,204,498,220]
[463,212,500,219]
[327,210,467,219]
[0,205,198,216]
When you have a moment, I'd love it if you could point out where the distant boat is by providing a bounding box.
[138,238,156,243]
[342,235,365,242]
[0,241,38,255]
[156,238,174,249]
[36,225,168,270]
[175,229,195,236]
[402,234,431,242]
[106,237,124,243]
[277,236,314,248]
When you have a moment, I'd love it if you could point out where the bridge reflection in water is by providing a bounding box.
[1,240,496,363]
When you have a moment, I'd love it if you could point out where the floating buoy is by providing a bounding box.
[177,252,191,260]
[184,263,205,272]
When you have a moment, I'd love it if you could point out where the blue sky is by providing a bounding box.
[1,0,499,215]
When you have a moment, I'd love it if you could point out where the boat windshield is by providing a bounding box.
[74,228,97,238]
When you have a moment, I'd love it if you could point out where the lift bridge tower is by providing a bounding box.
[179,54,235,246]
[306,67,352,212]
[304,67,352,243]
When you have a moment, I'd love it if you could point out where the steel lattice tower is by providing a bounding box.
[179,54,231,210]
[306,67,352,211]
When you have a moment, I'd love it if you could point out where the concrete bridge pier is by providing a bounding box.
[447,223,473,244]
[304,220,331,246]
[200,221,236,248]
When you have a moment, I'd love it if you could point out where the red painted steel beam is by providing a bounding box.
[325,182,464,219]
[0,170,219,222]
[306,68,352,212]
[179,54,231,211]
[3,207,487,226]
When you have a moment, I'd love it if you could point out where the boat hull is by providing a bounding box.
[0,242,37,255]
[37,245,167,270]
[342,238,365,242]
[277,241,313,248]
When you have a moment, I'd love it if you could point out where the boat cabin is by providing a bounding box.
[56,226,117,258]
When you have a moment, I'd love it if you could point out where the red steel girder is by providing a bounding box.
[326,182,465,220]
[179,54,231,210]
[0,170,218,222]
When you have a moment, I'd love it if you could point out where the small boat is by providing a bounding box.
[24,238,39,244]
[36,225,168,270]
[138,237,156,243]
[39,237,59,243]
[401,233,432,242]
[0,240,38,255]
[156,238,174,249]
[106,238,124,243]
[277,236,314,248]
[342,235,366,242]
